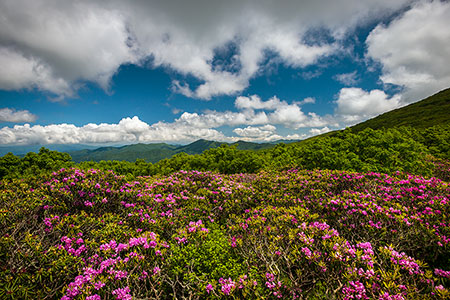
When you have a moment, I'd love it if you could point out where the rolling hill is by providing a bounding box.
[351,87,450,132]
[68,139,279,163]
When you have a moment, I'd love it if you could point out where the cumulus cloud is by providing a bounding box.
[0,0,410,100]
[269,105,307,128]
[171,95,329,130]
[0,0,138,97]
[334,71,359,86]
[309,126,331,136]
[233,125,276,138]
[335,88,400,124]
[0,47,72,96]
[235,95,282,110]
[0,108,37,123]
[0,93,337,145]
[366,0,450,102]
[296,97,316,105]
[234,95,329,129]
[0,116,227,145]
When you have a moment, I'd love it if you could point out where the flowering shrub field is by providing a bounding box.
[1,168,449,299]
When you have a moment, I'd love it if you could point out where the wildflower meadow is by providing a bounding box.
[1,166,449,299]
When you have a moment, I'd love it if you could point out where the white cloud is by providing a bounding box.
[309,126,331,136]
[300,70,322,80]
[233,125,276,138]
[0,1,138,98]
[0,0,411,100]
[335,87,400,124]
[269,105,307,128]
[0,47,72,96]
[0,116,228,145]
[0,108,37,123]
[334,71,359,86]
[235,95,282,110]
[296,97,316,105]
[0,92,337,145]
[234,95,329,129]
[366,0,450,102]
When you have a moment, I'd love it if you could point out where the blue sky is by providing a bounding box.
[1,0,449,146]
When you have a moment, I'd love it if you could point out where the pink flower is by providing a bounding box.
[94,281,105,290]
[114,270,128,280]
[111,286,132,300]
[153,266,161,275]
[301,247,312,258]
[219,278,236,295]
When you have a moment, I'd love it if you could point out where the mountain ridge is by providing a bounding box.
[67,139,289,163]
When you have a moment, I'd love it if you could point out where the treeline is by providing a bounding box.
[1,125,449,180]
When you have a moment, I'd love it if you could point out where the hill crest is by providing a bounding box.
[351,87,450,132]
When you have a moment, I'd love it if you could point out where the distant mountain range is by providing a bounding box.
[67,139,295,163]
[0,139,298,159]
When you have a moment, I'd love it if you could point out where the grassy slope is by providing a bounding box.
[351,87,450,132]
[287,87,450,148]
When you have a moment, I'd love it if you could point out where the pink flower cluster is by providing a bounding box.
[175,220,209,244]
[219,277,236,295]
[265,272,283,298]
[43,215,59,232]
[112,286,132,300]
[99,233,158,256]
[188,219,209,233]
[60,234,86,257]
[342,281,368,300]
[384,246,423,275]
[379,292,405,300]
[434,268,450,278]
[62,233,160,300]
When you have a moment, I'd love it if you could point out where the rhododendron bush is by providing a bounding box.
[1,168,449,299]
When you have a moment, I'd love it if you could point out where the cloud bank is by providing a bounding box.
[0,108,37,123]
[0,94,333,145]
[0,0,411,100]
[2,1,449,146]
[366,0,450,102]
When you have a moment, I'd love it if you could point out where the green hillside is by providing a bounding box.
[69,143,177,163]
[231,140,274,150]
[174,139,224,155]
[351,87,450,131]
[69,139,277,163]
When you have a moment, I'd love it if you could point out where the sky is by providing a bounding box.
[0,0,449,147]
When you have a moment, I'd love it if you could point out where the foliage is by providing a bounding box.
[0,147,73,179]
[1,168,449,299]
[2,126,449,181]
[264,127,440,176]
[69,139,275,163]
